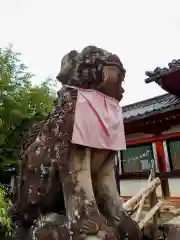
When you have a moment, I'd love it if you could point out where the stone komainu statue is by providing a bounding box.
[11,46,141,240]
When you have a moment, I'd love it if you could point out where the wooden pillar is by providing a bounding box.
[155,141,167,172]
[155,141,170,198]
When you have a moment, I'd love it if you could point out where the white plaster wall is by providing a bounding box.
[119,179,162,197]
[168,178,180,197]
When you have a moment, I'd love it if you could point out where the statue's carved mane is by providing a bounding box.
[21,119,46,153]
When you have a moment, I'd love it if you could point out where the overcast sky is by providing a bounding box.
[1,0,180,105]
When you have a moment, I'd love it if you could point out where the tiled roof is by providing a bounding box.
[122,93,180,122]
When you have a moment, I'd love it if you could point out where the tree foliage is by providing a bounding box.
[0,184,12,236]
[0,45,56,174]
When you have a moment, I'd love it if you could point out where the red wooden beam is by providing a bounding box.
[126,131,180,146]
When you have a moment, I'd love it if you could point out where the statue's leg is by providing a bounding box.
[94,152,125,221]
[58,146,117,240]
[94,152,142,240]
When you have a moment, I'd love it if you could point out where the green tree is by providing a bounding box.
[0,45,56,175]
[0,184,12,236]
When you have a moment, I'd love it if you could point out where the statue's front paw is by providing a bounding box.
[80,218,100,234]
[73,215,117,240]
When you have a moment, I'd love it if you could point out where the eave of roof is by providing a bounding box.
[122,93,180,123]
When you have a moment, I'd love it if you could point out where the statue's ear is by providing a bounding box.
[56,50,78,84]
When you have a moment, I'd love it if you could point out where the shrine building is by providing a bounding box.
[116,59,180,200]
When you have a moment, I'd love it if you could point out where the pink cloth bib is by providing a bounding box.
[67,86,126,150]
